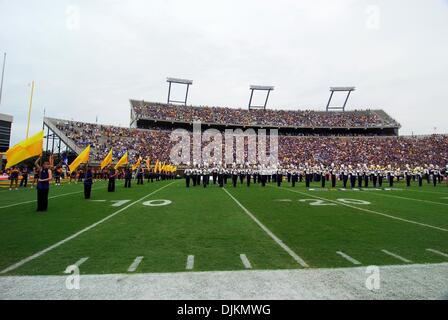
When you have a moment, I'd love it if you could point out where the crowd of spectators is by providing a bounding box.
[53,119,447,168]
[131,101,400,128]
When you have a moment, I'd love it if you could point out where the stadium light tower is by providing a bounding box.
[326,87,355,112]
[166,77,193,106]
[248,85,274,110]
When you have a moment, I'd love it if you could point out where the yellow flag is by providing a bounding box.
[155,160,160,172]
[132,157,141,171]
[6,130,44,169]
[145,157,151,169]
[115,151,128,169]
[100,148,113,170]
[69,145,90,172]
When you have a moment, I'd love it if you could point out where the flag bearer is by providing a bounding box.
[35,157,52,212]
[84,165,93,199]
[108,164,117,192]
[124,166,132,188]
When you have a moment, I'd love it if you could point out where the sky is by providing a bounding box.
[1,0,448,145]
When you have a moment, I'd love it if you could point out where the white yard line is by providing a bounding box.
[223,188,309,268]
[73,257,89,267]
[405,189,448,196]
[127,256,144,272]
[0,187,103,210]
[0,182,174,275]
[276,186,448,233]
[186,255,195,270]
[240,254,252,269]
[336,251,361,265]
[367,191,448,207]
[63,257,89,273]
[426,248,448,258]
[381,250,412,263]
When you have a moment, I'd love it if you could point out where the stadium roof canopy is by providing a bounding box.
[330,86,355,92]
[250,85,274,91]
[166,77,193,85]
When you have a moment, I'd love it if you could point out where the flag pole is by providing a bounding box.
[0,52,6,106]
[26,81,35,139]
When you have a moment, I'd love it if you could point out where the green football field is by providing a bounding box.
[0,178,448,276]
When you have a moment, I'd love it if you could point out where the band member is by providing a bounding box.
[416,167,423,187]
[232,169,238,187]
[372,167,378,188]
[9,166,19,190]
[192,169,197,187]
[35,158,52,212]
[260,167,267,187]
[276,168,283,187]
[292,168,298,188]
[84,165,93,199]
[321,169,326,188]
[20,166,29,188]
[252,169,258,184]
[433,168,439,187]
[202,168,210,188]
[330,168,337,188]
[246,169,252,187]
[223,169,228,185]
[239,169,245,185]
[108,165,117,192]
[305,167,311,188]
[378,168,384,188]
[364,168,369,188]
[405,166,412,187]
[388,168,394,187]
[341,166,348,189]
[350,167,357,189]
[357,166,363,188]
[212,167,218,185]
[216,168,222,187]
[185,168,191,187]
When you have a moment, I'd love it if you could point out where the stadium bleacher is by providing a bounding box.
[45,99,448,167]
[130,100,400,129]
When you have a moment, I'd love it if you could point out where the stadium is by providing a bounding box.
[1,1,448,304]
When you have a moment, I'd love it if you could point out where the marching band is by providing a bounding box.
[182,162,448,189]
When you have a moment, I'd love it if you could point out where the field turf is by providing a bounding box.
[0,178,447,276]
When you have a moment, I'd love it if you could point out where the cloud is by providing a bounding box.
[0,0,447,145]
